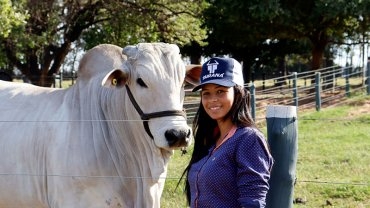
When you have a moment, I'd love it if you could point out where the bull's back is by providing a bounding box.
[0,81,68,118]
[0,81,73,162]
[0,81,68,206]
[0,81,126,207]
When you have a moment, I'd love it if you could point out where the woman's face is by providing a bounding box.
[201,84,234,121]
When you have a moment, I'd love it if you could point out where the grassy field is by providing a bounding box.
[162,94,370,208]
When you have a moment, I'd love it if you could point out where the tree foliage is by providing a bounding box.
[2,0,369,86]
[0,0,27,38]
[202,0,370,73]
[261,0,370,70]
[0,0,206,86]
[82,0,207,50]
[0,0,27,70]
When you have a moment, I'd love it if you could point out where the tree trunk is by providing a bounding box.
[311,43,325,71]
[241,57,252,85]
[275,56,287,87]
[190,54,201,64]
[309,31,329,85]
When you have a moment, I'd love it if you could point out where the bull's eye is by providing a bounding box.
[137,78,148,88]
[112,78,118,86]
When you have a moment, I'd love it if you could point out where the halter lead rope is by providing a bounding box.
[124,85,187,139]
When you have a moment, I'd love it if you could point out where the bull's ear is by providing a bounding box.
[185,64,202,86]
[102,69,128,88]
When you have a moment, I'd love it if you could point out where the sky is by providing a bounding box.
[334,43,369,68]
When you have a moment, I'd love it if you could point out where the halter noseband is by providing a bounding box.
[125,85,187,139]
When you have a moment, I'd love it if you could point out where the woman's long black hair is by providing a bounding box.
[178,85,255,205]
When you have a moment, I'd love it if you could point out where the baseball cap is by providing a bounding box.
[192,57,244,92]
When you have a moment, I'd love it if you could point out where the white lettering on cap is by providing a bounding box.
[203,60,224,80]
[203,73,225,80]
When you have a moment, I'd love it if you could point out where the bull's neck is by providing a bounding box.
[74,84,168,207]
[105,90,169,207]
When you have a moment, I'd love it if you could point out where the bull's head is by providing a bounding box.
[101,43,197,151]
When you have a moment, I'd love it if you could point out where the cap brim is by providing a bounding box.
[192,79,235,92]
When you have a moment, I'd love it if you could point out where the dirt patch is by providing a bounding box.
[346,99,370,118]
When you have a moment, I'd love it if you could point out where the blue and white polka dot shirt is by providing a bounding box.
[188,127,273,208]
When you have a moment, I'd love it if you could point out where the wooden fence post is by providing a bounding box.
[366,57,370,95]
[315,72,321,111]
[250,83,256,121]
[265,105,298,208]
[292,72,298,107]
[345,67,350,97]
[72,70,76,85]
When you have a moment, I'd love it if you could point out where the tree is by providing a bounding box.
[82,1,207,51]
[0,0,27,71]
[243,0,370,70]
[0,0,26,39]
[2,1,107,86]
[0,0,206,86]
[200,0,370,81]
[196,0,300,82]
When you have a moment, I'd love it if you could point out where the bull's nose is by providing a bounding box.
[165,128,191,147]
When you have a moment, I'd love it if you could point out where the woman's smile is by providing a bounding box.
[201,84,234,120]
[209,105,221,111]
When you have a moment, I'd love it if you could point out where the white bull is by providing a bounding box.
[0,43,193,207]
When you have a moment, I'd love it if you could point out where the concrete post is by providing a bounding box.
[266,105,298,208]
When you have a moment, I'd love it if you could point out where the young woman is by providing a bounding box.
[182,57,273,207]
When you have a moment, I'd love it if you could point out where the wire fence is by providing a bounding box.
[1,65,369,205]
[292,117,369,183]
[45,64,369,125]
[181,65,370,192]
[184,65,369,123]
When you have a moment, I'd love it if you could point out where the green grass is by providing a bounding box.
[162,94,370,208]
[161,151,192,208]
